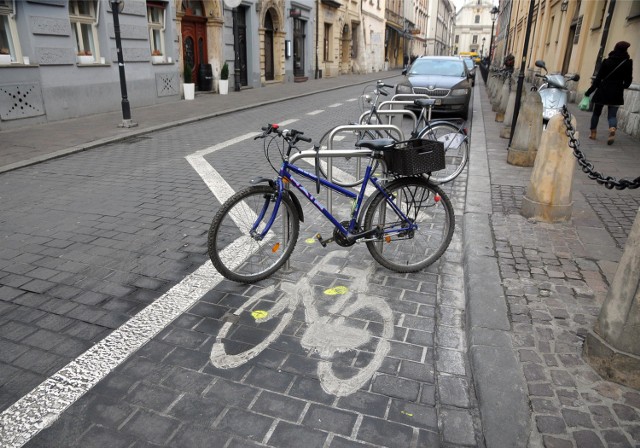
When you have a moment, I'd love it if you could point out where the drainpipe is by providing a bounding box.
[593,0,616,76]
[315,0,319,78]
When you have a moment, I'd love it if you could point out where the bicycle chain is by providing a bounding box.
[561,106,640,190]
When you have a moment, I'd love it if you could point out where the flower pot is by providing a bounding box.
[0,54,12,64]
[219,79,229,95]
[77,55,94,64]
[183,83,195,100]
[151,55,164,64]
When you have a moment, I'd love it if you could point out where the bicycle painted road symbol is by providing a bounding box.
[210,251,394,397]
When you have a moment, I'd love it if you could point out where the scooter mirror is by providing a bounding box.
[535,60,546,70]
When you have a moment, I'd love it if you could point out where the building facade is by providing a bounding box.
[423,0,456,56]
[1,0,459,130]
[454,0,496,58]
[491,0,639,137]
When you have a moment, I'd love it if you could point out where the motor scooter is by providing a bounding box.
[532,60,580,128]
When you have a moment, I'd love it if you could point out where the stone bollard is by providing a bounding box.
[495,80,511,121]
[491,77,505,111]
[500,87,520,139]
[507,92,543,166]
[520,113,576,222]
[584,207,640,390]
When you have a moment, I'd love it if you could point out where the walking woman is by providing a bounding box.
[585,41,633,145]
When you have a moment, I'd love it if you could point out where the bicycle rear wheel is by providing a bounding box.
[208,185,299,283]
[363,178,454,272]
[419,123,469,184]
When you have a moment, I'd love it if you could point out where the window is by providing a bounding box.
[351,23,358,58]
[148,2,166,60]
[591,0,606,29]
[472,35,478,44]
[628,0,640,20]
[474,14,480,23]
[455,34,459,43]
[69,0,100,63]
[0,0,21,64]
[324,23,332,62]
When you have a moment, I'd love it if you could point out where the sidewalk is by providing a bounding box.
[0,70,401,173]
[468,75,640,447]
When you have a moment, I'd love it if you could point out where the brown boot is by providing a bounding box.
[608,127,616,145]
[589,129,597,140]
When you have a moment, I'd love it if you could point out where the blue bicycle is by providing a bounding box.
[207,124,455,283]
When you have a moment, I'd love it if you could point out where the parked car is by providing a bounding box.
[463,57,476,86]
[395,56,472,121]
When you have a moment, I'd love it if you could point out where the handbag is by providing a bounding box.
[578,95,591,111]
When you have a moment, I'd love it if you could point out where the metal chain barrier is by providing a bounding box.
[561,106,640,190]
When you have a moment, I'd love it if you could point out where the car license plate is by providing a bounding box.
[434,99,442,105]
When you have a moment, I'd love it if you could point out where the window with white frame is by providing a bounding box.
[0,0,21,64]
[69,0,100,62]
[147,1,166,59]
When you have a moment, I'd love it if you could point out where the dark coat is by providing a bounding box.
[586,55,633,106]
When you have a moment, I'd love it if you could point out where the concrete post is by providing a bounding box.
[584,207,640,390]
[520,113,576,222]
[491,77,505,111]
[500,87,519,139]
[495,79,510,121]
[507,92,542,166]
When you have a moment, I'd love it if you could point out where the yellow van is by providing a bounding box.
[460,51,481,63]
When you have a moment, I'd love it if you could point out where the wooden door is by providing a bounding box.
[182,17,208,88]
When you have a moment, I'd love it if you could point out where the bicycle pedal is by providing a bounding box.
[315,233,333,247]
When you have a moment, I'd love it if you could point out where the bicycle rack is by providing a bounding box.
[283,124,403,271]
[358,109,417,137]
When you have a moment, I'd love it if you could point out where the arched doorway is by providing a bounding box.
[181,0,208,88]
[264,10,275,81]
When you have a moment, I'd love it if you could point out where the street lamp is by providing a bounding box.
[109,0,137,128]
[488,5,499,67]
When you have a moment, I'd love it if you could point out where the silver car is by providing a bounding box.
[396,56,472,121]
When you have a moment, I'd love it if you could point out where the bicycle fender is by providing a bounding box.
[284,190,304,223]
[250,177,276,188]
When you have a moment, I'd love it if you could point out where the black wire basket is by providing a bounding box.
[383,139,446,176]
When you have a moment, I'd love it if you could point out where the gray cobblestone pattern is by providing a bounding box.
[480,77,640,447]
[1,77,484,447]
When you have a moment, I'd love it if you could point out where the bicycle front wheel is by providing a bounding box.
[208,185,299,283]
[419,123,469,184]
[363,178,454,272]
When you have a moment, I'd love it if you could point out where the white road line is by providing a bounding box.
[0,133,255,448]
[346,98,358,102]
[307,110,324,116]
[328,103,342,108]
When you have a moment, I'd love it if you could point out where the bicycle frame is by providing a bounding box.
[253,156,417,243]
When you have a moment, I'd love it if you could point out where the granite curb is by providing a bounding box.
[463,79,531,447]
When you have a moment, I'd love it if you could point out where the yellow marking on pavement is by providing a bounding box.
[305,237,316,244]
[401,411,414,417]
[324,286,349,295]
[252,310,269,320]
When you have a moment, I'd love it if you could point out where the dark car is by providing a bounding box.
[463,57,476,86]
[395,56,472,121]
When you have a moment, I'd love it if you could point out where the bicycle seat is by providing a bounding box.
[414,98,437,108]
[355,138,396,151]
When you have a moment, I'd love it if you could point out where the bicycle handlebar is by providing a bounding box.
[257,124,312,143]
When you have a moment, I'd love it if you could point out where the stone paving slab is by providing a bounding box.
[479,73,640,448]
